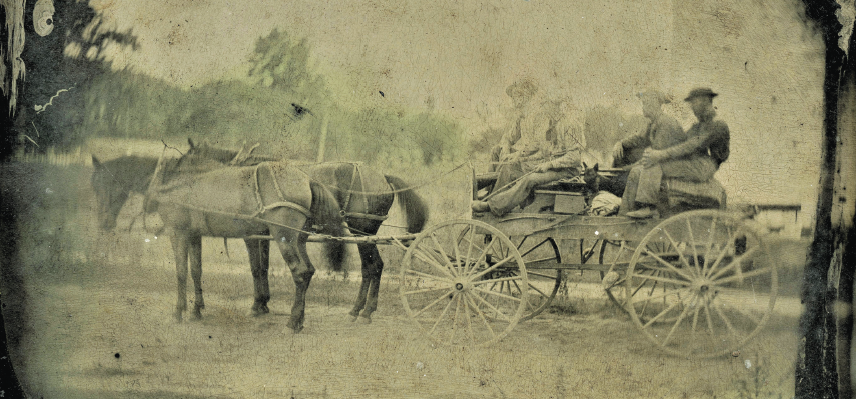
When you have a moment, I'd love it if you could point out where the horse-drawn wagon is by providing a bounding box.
[398,169,790,358]
[90,142,794,359]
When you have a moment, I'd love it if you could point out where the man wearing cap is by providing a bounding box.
[615,90,687,215]
[624,87,730,219]
[489,78,542,173]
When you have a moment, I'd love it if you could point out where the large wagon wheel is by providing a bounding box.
[400,219,529,347]
[624,210,777,358]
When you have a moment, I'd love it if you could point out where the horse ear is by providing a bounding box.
[582,161,588,169]
[593,163,599,172]
[188,137,196,149]
[91,155,101,167]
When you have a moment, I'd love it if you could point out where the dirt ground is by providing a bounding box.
[4,163,807,398]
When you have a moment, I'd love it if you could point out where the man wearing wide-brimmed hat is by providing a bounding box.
[615,89,687,214]
[624,87,730,219]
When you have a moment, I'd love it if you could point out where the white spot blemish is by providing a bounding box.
[595,231,599,236]
[416,362,424,370]
[144,238,150,243]
[744,359,752,369]
[45,188,53,194]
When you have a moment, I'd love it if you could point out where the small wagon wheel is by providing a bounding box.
[624,210,778,358]
[400,219,529,347]
[453,229,562,321]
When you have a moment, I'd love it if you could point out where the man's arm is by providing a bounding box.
[660,120,728,160]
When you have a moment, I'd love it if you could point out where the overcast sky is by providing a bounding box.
[93,0,827,213]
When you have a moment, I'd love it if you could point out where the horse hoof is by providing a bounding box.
[174,314,183,323]
[191,311,202,320]
[357,316,372,325]
[251,309,267,317]
[349,315,359,323]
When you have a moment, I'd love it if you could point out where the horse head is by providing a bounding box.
[91,156,132,231]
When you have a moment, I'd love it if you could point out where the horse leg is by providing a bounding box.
[170,233,189,322]
[348,243,372,322]
[355,244,385,323]
[245,238,271,316]
[274,229,314,333]
[188,235,204,320]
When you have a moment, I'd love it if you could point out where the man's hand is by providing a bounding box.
[642,148,667,167]
[535,162,553,173]
[612,142,625,162]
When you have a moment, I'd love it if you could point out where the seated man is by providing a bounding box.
[489,79,540,173]
[615,90,687,214]
[473,98,584,216]
[624,87,730,219]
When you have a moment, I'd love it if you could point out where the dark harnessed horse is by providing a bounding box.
[91,153,344,332]
[185,139,429,323]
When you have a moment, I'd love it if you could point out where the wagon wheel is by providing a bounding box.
[455,228,562,321]
[625,210,777,358]
[400,219,529,347]
[594,239,626,308]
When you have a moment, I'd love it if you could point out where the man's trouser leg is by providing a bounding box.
[634,164,664,205]
[659,156,717,182]
[487,170,567,216]
[619,165,643,215]
[489,146,502,173]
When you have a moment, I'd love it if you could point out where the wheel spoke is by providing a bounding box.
[631,287,692,305]
[703,299,716,337]
[469,255,516,281]
[633,272,692,287]
[429,293,458,334]
[473,286,523,304]
[405,269,453,284]
[709,246,761,281]
[404,285,454,296]
[528,271,560,279]
[642,299,682,328]
[463,293,475,344]
[712,266,773,286]
[465,294,497,339]
[461,227,477,276]
[431,233,457,277]
[447,294,462,345]
[639,247,696,282]
[661,292,698,347]
[412,247,456,280]
[520,238,552,258]
[702,216,718,276]
[661,228,693,274]
[413,289,457,318]
[472,290,520,323]
[686,218,702,278]
[710,299,739,338]
[704,229,739,278]
[466,236,497,276]
[472,275,524,287]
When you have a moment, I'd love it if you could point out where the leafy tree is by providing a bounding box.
[247,28,329,111]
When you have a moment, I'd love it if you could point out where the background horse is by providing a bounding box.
[186,139,429,323]
[91,154,344,332]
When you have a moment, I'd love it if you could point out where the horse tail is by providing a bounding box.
[309,180,347,272]
[385,175,429,234]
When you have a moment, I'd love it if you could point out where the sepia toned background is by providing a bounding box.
[2,0,853,397]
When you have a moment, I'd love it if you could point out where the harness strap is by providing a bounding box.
[343,212,388,221]
[250,163,312,219]
[257,201,311,219]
